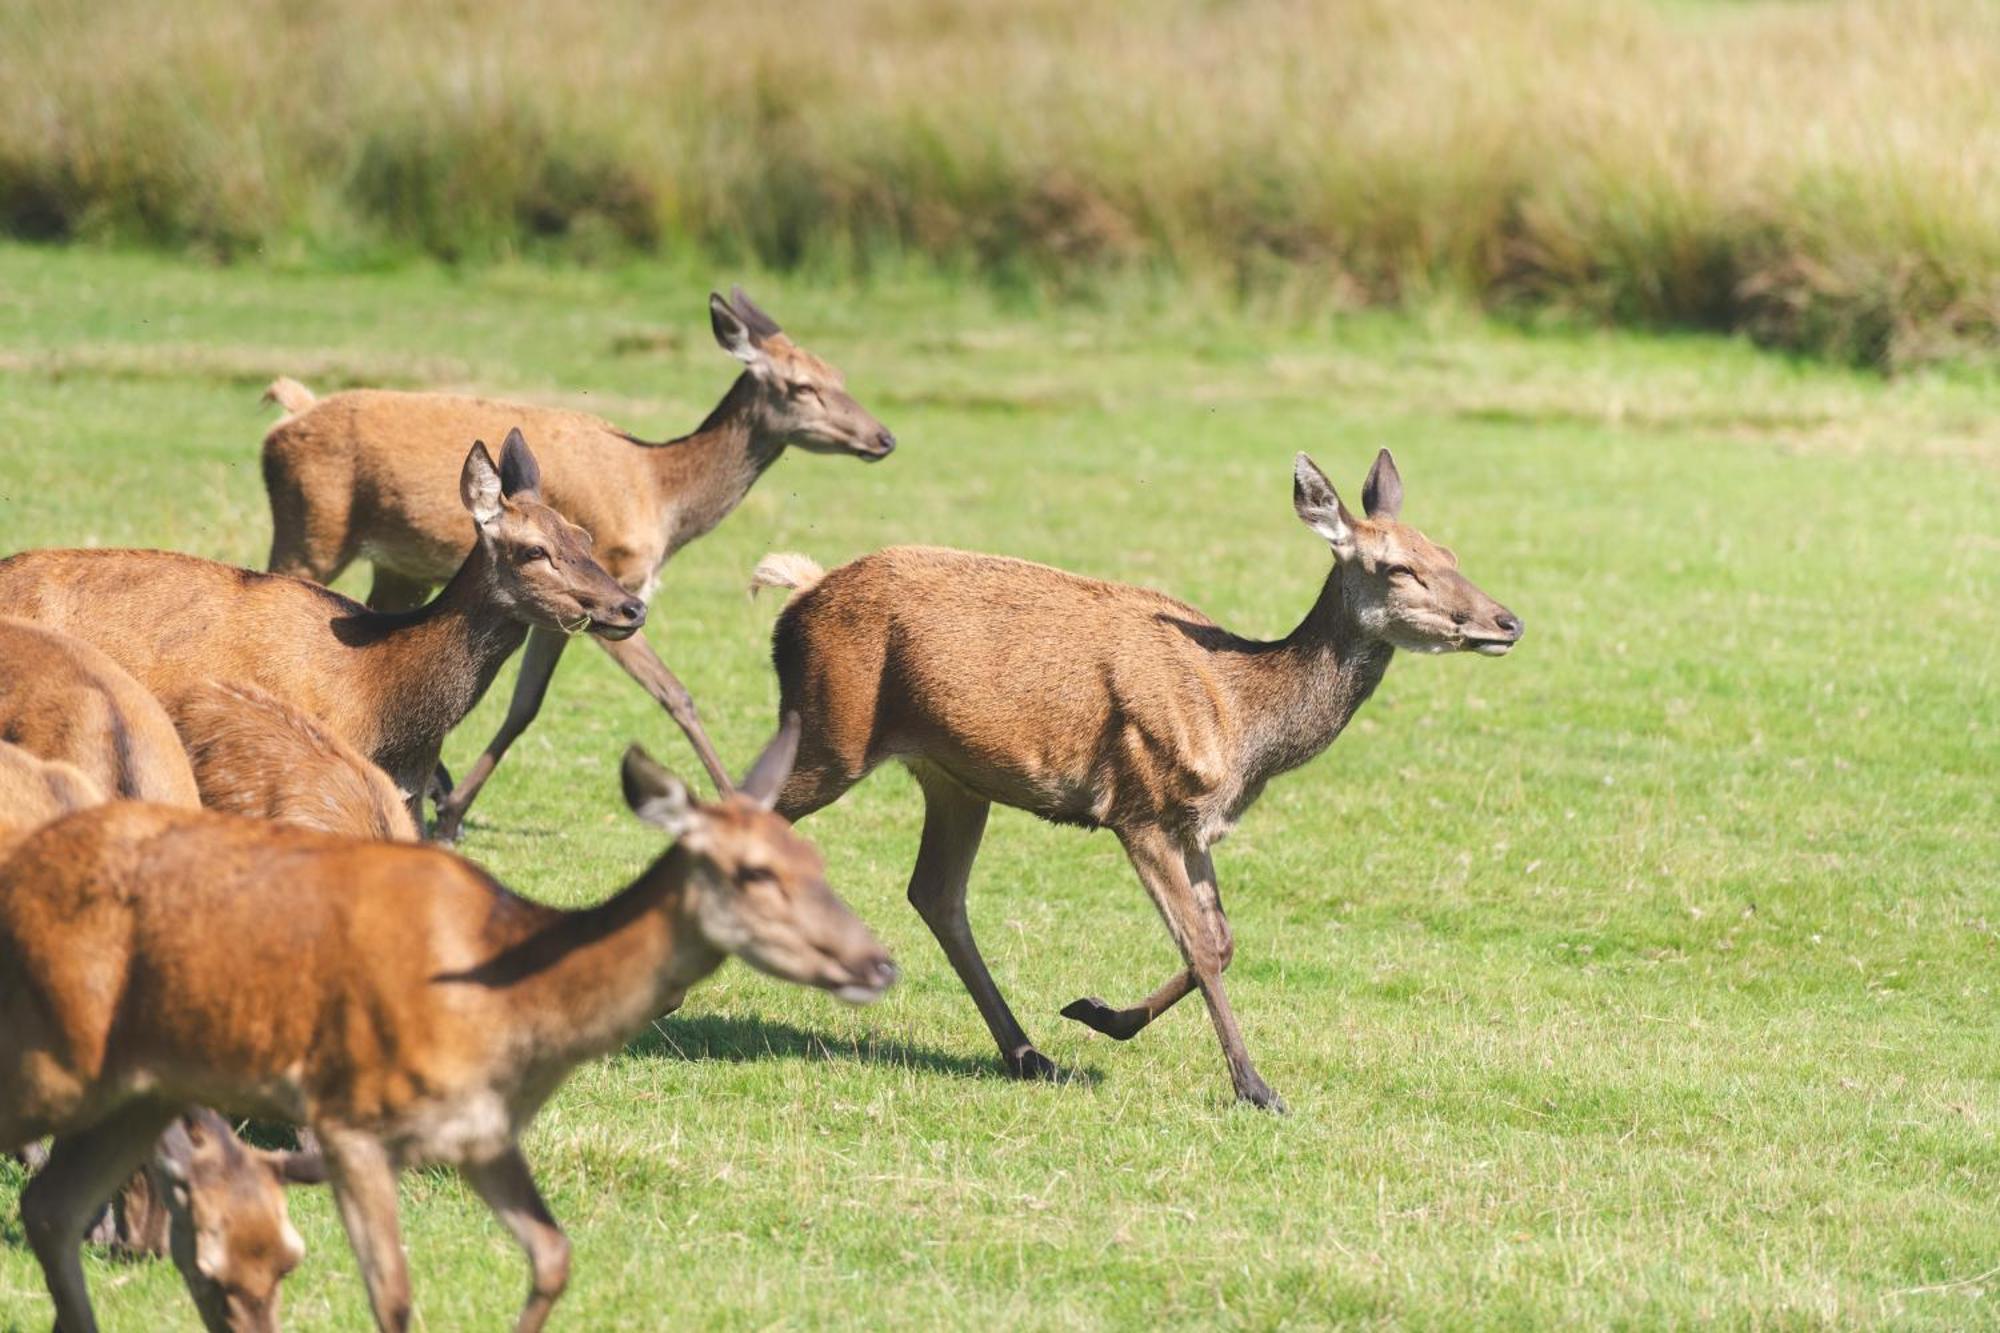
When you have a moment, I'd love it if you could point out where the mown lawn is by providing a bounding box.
[0,246,1995,1329]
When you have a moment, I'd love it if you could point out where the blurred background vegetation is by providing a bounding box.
[3,0,1997,369]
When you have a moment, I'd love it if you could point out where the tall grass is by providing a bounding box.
[4,0,1998,366]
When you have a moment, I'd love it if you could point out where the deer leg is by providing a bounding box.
[364,567,433,613]
[904,770,1056,1080]
[430,628,569,843]
[1120,829,1282,1112]
[460,1147,570,1333]
[322,1131,412,1333]
[23,1102,177,1333]
[1062,847,1230,1040]
[593,631,733,794]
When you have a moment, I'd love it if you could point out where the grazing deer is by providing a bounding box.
[171,680,418,842]
[0,751,322,1332]
[0,617,203,809]
[261,287,896,840]
[0,431,644,833]
[0,721,896,1332]
[751,450,1522,1110]
[102,1108,326,1333]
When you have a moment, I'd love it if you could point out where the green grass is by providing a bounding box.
[0,244,1996,1329]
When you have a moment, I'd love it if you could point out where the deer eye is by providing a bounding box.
[1382,564,1413,579]
[788,381,819,400]
[740,865,776,886]
[520,546,550,564]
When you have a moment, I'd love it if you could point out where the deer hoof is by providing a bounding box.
[1059,997,1147,1041]
[1236,1077,1288,1115]
[1005,1047,1060,1082]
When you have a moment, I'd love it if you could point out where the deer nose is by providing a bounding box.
[1496,611,1523,638]
[616,598,645,624]
[873,429,896,456]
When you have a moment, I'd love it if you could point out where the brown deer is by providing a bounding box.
[0,749,323,1332]
[171,680,418,842]
[0,430,644,833]
[0,721,896,1332]
[261,287,895,840]
[751,450,1522,1111]
[0,617,203,809]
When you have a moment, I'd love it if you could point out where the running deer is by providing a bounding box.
[0,751,323,1333]
[171,681,418,842]
[0,617,202,809]
[261,287,896,840]
[0,430,644,833]
[0,721,895,1333]
[751,450,1522,1111]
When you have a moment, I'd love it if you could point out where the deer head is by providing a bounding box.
[622,717,897,1003]
[1293,449,1522,656]
[460,430,648,639]
[709,287,896,462]
[155,1108,326,1333]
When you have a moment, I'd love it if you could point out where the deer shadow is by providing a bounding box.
[622,1011,1105,1087]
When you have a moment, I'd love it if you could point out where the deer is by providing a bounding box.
[0,429,645,834]
[171,680,419,842]
[0,617,203,809]
[0,720,896,1333]
[260,287,896,841]
[749,450,1523,1111]
[0,747,324,1333]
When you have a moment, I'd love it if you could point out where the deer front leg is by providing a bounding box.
[322,1131,413,1332]
[1062,847,1232,1040]
[593,630,734,794]
[432,627,570,842]
[23,1102,177,1333]
[460,1147,570,1333]
[1119,829,1281,1112]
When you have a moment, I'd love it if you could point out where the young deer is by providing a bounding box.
[752,451,1522,1111]
[0,430,643,832]
[0,751,323,1333]
[262,287,896,840]
[0,721,896,1333]
[0,617,203,809]
[171,680,418,842]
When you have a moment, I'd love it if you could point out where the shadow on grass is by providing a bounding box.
[623,1012,1104,1087]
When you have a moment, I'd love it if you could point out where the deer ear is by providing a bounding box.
[729,286,784,341]
[710,292,765,368]
[621,744,700,838]
[737,713,801,810]
[155,1119,196,1185]
[1361,448,1403,521]
[1294,453,1358,558]
[461,441,504,529]
[497,428,542,500]
[261,1146,328,1187]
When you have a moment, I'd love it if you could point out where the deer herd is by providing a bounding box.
[0,288,1521,1329]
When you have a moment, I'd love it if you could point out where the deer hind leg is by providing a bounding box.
[322,1130,413,1333]
[430,627,569,844]
[23,1101,178,1333]
[1119,828,1281,1112]
[460,1147,570,1333]
[1061,846,1230,1040]
[263,460,354,585]
[904,766,1057,1081]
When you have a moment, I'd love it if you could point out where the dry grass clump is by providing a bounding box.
[3,0,1997,366]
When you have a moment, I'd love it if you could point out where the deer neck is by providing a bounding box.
[466,845,722,1068]
[650,374,786,555]
[358,542,531,758]
[1226,566,1395,788]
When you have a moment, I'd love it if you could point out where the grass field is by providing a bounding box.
[0,243,1996,1328]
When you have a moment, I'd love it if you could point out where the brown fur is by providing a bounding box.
[172,681,417,842]
[0,742,104,851]
[0,618,201,808]
[0,723,892,1331]
[0,433,641,831]
[756,451,1522,1110]
[259,289,894,837]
